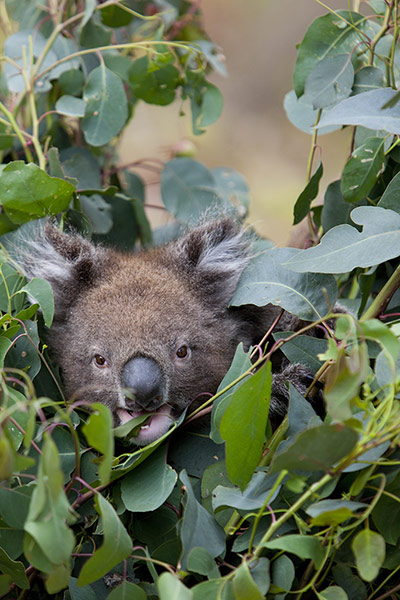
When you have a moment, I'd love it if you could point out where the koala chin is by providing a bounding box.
[17,219,320,445]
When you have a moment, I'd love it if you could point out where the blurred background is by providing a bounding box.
[119,0,348,245]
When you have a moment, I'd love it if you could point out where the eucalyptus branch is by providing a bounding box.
[368,2,393,66]
[360,263,400,321]
[0,101,34,162]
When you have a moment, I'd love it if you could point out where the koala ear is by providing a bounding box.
[171,219,250,307]
[16,223,106,319]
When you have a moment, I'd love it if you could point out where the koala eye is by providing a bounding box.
[93,354,108,368]
[176,345,189,359]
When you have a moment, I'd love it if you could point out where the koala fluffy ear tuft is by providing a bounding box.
[16,223,106,319]
[172,219,251,307]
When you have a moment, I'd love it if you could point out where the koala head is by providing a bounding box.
[20,219,256,445]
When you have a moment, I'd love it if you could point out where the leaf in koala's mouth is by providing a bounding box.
[114,407,174,444]
[113,412,150,438]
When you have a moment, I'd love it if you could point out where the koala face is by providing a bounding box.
[21,220,254,444]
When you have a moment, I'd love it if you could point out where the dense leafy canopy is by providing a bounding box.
[1,1,400,599]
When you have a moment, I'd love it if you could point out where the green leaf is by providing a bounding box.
[24,435,75,569]
[120,446,177,512]
[231,247,338,321]
[69,576,97,600]
[211,343,252,444]
[262,535,324,569]
[15,278,54,327]
[212,471,281,511]
[187,547,220,579]
[352,528,385,581]
[82,65,128,146]
[0,161,75,224]
[293,162,323,225]
[161,158,223,222]
[220,363,271,491]
[341,137,385,202]
[100,4,133,27]
[106,581,147,600]
[157,572,193,600]
[82,403,114,486]
[304,55,354,109]
[77,493,133,586]
[5,320,41,379]
[212,167,250,217]
[293,11,375,96]
[319,586,349,600]
[0,337,12,368]
[270,424,359,473]
[318,88,400,134]
[306,499,367,526]
[232,562,265,600]
[130,56,180,106]
[352,66,385,95]
[321,180,353,232]
[179,470,225,571]
[283,206,400,273]
[283,90,339,135]
[271,555,295,597]
[378,170,400,212]
[191,82,223,134]
[55,95,86,117]
[58,68,85,96]
[0,486,32,528]
[332,564,367,600]
[0,547,28,590]
[273,333,325,373]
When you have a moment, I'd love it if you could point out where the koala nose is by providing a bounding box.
[121,356,163,410]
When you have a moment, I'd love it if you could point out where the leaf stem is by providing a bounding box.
[0,101,34,163]
[360,262,400,321]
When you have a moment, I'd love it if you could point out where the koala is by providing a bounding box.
[18,219,317,445]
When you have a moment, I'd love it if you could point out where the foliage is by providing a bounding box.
[1,1,400,599]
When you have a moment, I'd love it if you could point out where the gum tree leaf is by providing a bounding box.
[262,535,324,569]
[352,66,385,95]
[231,247,337,321]
[157,572,193,600]
[161,158,223,222]
[129,57,180,106]
[306,499,367,526]
[187,547,220,579]
[24,435,75,568]
[179,470,225,571]
[352,529,385,582]
[0,548,28,590]
[283,206,400,273]
[106,581,146,600]
[82,65,128,146]
[16,278,54,328]
[293,162,323,225]
[378,171,400,212]
[319,586,349,600]
[211,343,252,444]
[191,82,223,134]
[341,137,385,202]
[220,363,271,491]
[293,11,375,96]
[304,55,354,109]
[283,90,340,135]
[55,95,86,117]
[121,446,177,512]
[212,471,281,511]
[232,562,265,600]
[0,161,74,224]
[318,88,400,133]
[82,403,114,486]
[269,424,358,473]
[273,333,326,373]
[77,493,133,586]
[271,555,295,597]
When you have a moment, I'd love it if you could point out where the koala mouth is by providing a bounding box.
[116,405,174,445]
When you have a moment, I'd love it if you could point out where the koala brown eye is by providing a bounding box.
[94,354,107,367]
[176,345,188,359]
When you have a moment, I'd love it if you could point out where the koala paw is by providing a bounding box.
[270,363,321,418]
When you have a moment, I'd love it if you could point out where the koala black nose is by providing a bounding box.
[121,356,163,410]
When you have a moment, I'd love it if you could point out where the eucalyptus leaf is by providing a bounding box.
[82,403,114,486]
[82,65,128,146]
[283,206,400,273]
[293,162,323,225]
[318,88,400,134]
[304,54,354,109]
[231,246,337,320]
[220,363,271,491]
[352,529,385,582]
[77,493,133,586]
[262,535,324,569]
[341,137,385,202]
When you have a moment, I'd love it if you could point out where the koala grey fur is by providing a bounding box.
[18,219,317,445]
